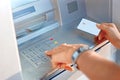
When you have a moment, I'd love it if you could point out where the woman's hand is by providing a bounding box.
[45,43,88,71]
[95,23,120,49]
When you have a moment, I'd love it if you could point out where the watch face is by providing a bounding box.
[72,46,89,62]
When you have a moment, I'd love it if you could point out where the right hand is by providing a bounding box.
[95,23,120,49]
[45,43,88,71]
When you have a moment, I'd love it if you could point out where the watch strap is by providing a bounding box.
[72,46,89,62]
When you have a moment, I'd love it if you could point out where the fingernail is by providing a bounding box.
[64,43,67,45]
[45,51,48,53]
[96,24,100,26]
[98,36,101,40]
[64,65,74,71]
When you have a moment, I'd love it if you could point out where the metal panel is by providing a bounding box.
[85,0,112,22]
[52,0,86,25]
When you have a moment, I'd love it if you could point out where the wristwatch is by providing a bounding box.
[72,40,110,63]
[72,46,89,62]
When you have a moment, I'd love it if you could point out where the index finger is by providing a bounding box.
[45,50,55,56]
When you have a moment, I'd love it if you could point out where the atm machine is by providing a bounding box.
[2,0,115,80]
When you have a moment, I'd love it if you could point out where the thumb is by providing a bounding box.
[58,63,74,71]
[96,23,108,31]
[96,24,103,30]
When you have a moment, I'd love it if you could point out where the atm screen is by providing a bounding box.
[11,0,37,9]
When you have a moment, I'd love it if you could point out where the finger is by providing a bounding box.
[94,31,107,44]
[98,23,115,31]
[57,63,74,71]
[94,36,101,45]
[97,30,106,40]
[96,23,107,31]
[45,49,56,56]
[63,65,74,71]
[94,36,98,44]
[94,36,107,45]
[96,24,101,29]
[102,23,114,26]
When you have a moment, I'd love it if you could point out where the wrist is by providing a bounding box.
[76,50,95,70]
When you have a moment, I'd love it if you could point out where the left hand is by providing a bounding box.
[95,23,120,49]
[45,43,88,71]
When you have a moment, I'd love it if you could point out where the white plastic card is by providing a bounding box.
[77,18,100,35]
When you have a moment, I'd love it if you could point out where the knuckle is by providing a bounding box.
[61,43,67,46]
